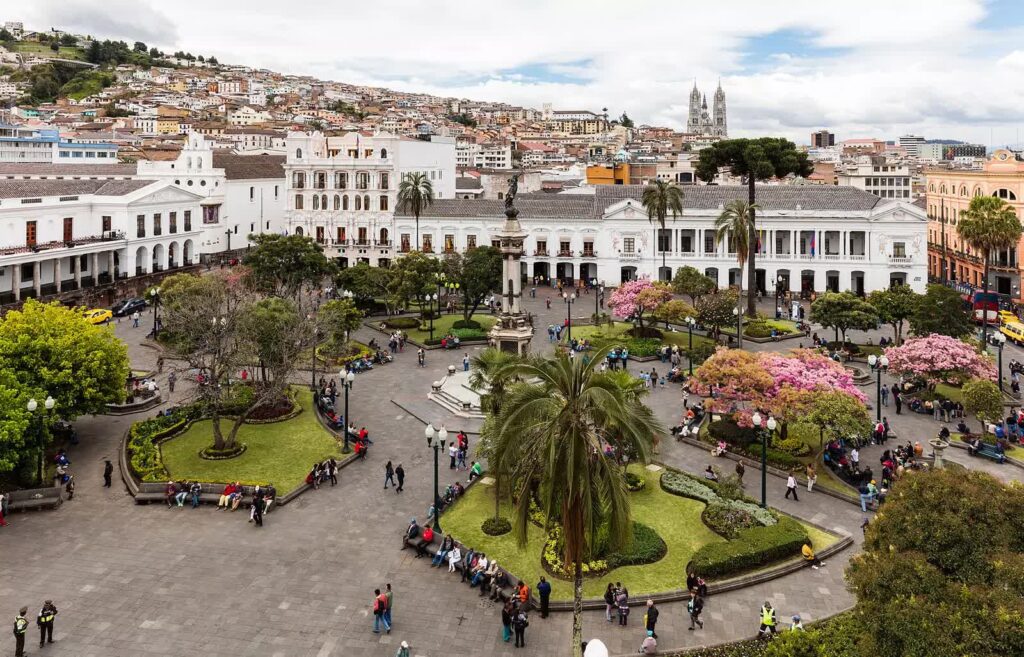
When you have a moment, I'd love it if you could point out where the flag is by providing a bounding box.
[810,233,816,257]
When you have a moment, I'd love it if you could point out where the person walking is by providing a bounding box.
[805,463,817,493]
[785,472,800,501]
[448,443,457,469]
[36,600,57,648]
[880,384,889,407]
[372,588,391,634]
[417,348,425,368]
[103,459,113,487]
[252,492,265,527]
[687,590,704,630]
[644,599,659,639]
[384,583,394,628]
[13,607,28,657]
[385,461,396,489]
[395,640,410,657]
[512,608,529,648]
[395,463,405,493]
[759,601,777,638]
[616,584,630,626]
[537,577,551,619]
[735,460,745,485]
[463,353,470,372]
[892,384,902,415]
[131,311,140,328]
[167,371,176,394]
[327,458,338,486]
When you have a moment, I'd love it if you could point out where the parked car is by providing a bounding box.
[112,297,147,317]
[84,308,112,324]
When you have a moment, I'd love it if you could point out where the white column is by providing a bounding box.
[12,264,20,301]
[74,254,82,288]
[53,258,61,293]
[32,261,41,297]
[109,251,116,278]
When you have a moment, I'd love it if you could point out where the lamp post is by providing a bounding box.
[28,395,55,486]
[428,293,438,341]
[868,354,889,422]
[150,287,161,338]
[751,411,776,509]
[732,306,743,349]
[563,291,576,342]
[340,370,355,452]
[425,424,447,531]
[591,279,603,317]
[775,275,785,317]
[311,318,320,390]
[685,316,696,375]
[991,332,1006,391]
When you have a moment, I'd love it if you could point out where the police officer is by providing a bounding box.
[759,601,777,638]
[13,607,28,657]
[36,600,57,647]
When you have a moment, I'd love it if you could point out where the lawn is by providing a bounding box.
[567,321,716,353]
[160,389,342,495]
[441,465,723,601]
[7,42,84,60]
[406,313,496,343]
[934,383,964,404]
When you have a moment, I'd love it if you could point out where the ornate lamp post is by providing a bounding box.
[685,315,696,375]
[27,396,55,485]
[991,331,1006,391]
[591,279,603,317]
[149,286,161,338]
[751,411,776,508]
[732,306,743,349]
[563,291,576,342]
[428,293,438,341]
[868,354,889,422]
[424,424,447,531]
[339,370,355,452]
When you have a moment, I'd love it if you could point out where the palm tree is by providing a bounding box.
[714,199,757,347]
[641,180,684,281]
[493,350,663,657]
[957,195,1023,345]
[470,347,523,519]
[397,172,434,250]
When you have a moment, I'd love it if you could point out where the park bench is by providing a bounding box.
[969,443,1006,464]
[5,487,63,512]
[135,482,262,506]
[407,530,519,604]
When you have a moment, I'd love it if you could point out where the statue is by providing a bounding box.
[504,172,520,210]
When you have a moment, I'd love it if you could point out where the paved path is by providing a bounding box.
[1,293,1020,657]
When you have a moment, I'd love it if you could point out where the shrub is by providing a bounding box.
[661,471,718,503]
[703,501,763,539]
[687,342,716,365]
[126,406,201,481]
[452,328,488,340]
[773,437,811,457]
[452,319,482,330]
[605,522,667,569]
[624,471,646,491]
[708,420,758,447]
[689,516,809,578]
[543,526,608,577]
[825,340,860,354]
[744,320,774,338]
[482,517,512,536]
[626,326,664,339]
[383,317,420,329]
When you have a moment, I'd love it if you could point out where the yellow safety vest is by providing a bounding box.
[761,607,775,626]
[14,616,28,634]
[39,610,54,624]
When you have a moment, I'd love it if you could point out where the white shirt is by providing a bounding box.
[449,445,457,458]
[851,449,859,462]
[787,475,797,488]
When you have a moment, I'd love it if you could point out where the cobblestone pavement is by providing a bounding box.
[1,293,1021,657]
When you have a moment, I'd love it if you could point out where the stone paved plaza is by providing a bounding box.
[2,289,1021,657]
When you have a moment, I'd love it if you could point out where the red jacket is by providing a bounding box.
[222,483,237,495]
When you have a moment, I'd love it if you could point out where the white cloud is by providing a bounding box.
[17,0,1024,145]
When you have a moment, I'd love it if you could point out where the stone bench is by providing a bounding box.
[135,482,265,507]
[406,530,520,604]
[5,487,63,512]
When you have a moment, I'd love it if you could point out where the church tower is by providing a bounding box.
[687,82,701,133]
[713,80,727,137]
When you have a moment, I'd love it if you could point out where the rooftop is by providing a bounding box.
[0,163,138,177]
[211,152,286,180]
[0,178,154,200]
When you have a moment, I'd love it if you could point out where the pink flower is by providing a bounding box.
[884,334,996,384]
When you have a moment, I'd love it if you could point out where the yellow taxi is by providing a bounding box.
[999,310,1019,325]
[1000,321,1024,345]
[84,308,112,325]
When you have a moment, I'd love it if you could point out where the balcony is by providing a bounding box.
[0,231,127,257]
[822,253,842,261]
[580,250,597,258]
[556,250,573,258]
[376,239,392,247]
[679,251,696,258]
[533,249,549,257]
[620,252,640,261]
[889,255,913,265]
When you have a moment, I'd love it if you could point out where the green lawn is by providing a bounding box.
[160,389,342,495]
[7,42,84,60]
[934,383,965,404]
[441,466,722,600]
[406,314,497,343]
[567,321,716,352]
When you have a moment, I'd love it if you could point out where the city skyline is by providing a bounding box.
[17,0,1024,146]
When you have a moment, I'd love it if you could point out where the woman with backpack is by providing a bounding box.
[512,608,529,647]
[615,583,630,626]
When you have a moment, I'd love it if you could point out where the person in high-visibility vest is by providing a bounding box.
[758,601,777,637]
[13,607,28,657]
[36,600,57,647]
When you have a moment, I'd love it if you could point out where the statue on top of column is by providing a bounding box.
[504,172,519,211]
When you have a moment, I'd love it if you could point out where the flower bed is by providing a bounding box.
[542,521,667,578]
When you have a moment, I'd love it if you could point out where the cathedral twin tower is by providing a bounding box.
[686,80,727,137]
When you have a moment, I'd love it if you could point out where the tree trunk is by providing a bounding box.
[415,212,420,251]
[494,472,501,519]
[746,176,757,317]
[572,561,584,657]
[225,414,246,450]
[211,413,225,450]
[982,250,991,346]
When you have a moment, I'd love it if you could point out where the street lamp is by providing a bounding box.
[591,279,602,317]
[563,291,576,342]
[340,370,355,453]
[751,411,776,508]
[150,287,161,338]
[867,354,889,422]
[732,306,743,349]
[990,332,1006,391]
[685,316,696,375]
[425,423,447,531]
[28,395,55,485]
[775,275,785,317]
[428,293,438,341]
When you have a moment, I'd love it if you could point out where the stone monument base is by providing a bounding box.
[489,321,533,356]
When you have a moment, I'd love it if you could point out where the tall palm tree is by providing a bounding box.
[714,199,757,347]
[470,347,523,519]
[641,180,685,281]
[493,350,663,657]
[957,195,1023,345]
[397,172,434,250]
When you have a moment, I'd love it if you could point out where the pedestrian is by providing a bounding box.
[687,590,704,630]
[537,576,551,618]
[103,459,113,487]
[252,492,265,527]
[395,640,410,657]
[157,356,164,373]
[785,472,800,501]
[616,584,630,626]
[395,463,405,493]
[0,493,7,527]
[385,461,396,489]
[328,458,338,486]
[457,446,468,470]
[131,311,140,327]
[758,601,777,638]
[372,588,391,634]
[644,599,659,639]
[735,460,745,484]
[13,607,28,657]
[384,583,394,627]
[449,442,457,469]
[168,371,176,393]
[417,348,425,367]
[501,599,514,642]
[36,600,57,648]
[880,384,889,406]
[512,608,529,648]
[463,353,470,372]
[65,475,75,501]
[604,583,616,622]
[805,463,816,493]
[892,385,902,415]
[850,447,860,470]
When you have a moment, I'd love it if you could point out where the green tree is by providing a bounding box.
[696,289,739,338]
[391,250,441,313]
[243,233,337,299]
[148,47,160,58]
[208,56,218,65]
[804,390,872,446]
[492,351,662,656]
[335,262,402,314]
[317,298,363,354]
[0,369,31,475]
[470,348,524,520]
[696,138,813,315]
[671,265,717,304]
[909,284,972,338]
[0,28,13,42]
[241,297,305,385]
[49,42,60,52]
[652,299,695,327]
[397,172,434,250]
[618,112,634,128]
[714,199,757,316]
[133,41,148,52]
[868,285,918,345]
[962,378,1003,424]
[641,179,684,278]
[810,291,878,344]
[957,195,1023,345]
[443,246,502,322]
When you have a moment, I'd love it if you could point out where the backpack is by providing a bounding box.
[514,612,528,629]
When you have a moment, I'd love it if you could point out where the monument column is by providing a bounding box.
[489,173,535,355]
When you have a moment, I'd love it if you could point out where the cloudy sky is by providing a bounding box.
[16,0,1024,145]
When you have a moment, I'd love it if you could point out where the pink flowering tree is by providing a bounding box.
[884,334,996,385]
[606,278,672,331]
[761,349,867,403]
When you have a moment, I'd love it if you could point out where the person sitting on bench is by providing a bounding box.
[415,525,435,558]
[401,517,420,550]
[468,461,483,482]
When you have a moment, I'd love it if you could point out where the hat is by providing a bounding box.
[410,518,416,523]
[870,479,876,484]
[401,641,409,648]
[792,614,801,621]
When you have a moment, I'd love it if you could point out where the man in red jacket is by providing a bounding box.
[217,482,237,509]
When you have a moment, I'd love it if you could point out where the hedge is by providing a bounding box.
[127,407,201,481]
[383,317,420,330]
[703,501,763,540]
[743,320,774,338]
[605,522,667,569]
[689,516,808,578]
[453,319,482,330]
[706,420,803,469]
[482,517,512,536]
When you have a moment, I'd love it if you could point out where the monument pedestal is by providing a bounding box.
[489,315,534,356]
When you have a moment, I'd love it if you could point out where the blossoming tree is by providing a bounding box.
[606,278,672,331]
[884,334,996,385]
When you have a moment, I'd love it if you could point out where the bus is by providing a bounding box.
[968,291,1001,324]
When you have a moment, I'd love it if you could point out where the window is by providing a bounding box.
[400,233,411,252]
[893,242,907,258]
[184,210,192,231]
[153,213,162,236]
[203,206,219,224]
[491,239,501,249]
[295,226,304,236]
[334,195,341,211]
[293,172,305,188]
[423,234,434,252]
[337,227,346,243]
[342,195,349,210]
[335,173,348,189]
[559,240,571,255]
[250,186,255,201]
[445,234,455,253]
[354,195,362,211]
[536,239,547,255]
[274,185,279,199]
[26,220,37,246]
[623,237,635,254]
[994,188,1018,200]
[295,148,303,159]
[312,194,320,210]
[358,227,368,244]
[357,172,369,189]
[102,215,111,232]
[704,232,716,254]
[136,214,145,238]
[657,230,671,253]
[380,172,389,190]
[315,172,326,189]
[380,195,389,211]
[316,226,325,243]
[380,148,388,159]
[295,194,304,210]
[466,234,477,249]
[583,241,594,256]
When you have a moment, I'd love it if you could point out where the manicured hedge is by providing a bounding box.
[605,522,667,569]
[383,317,420,329]
[706,420,802,469]
[743,320,774,338]
[452,319,482,330]
[127,407,201,481]
[689,515,808,578]
[482,517,512,536]
[702,501,762,539]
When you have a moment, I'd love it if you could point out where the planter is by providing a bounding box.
[199,443,248,460]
